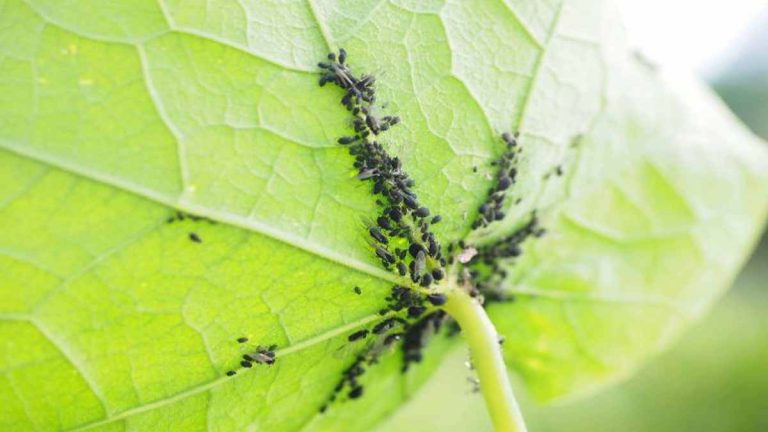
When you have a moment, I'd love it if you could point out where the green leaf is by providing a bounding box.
[0,0,766,431]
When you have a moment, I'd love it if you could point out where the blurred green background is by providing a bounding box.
[376,8,768,432]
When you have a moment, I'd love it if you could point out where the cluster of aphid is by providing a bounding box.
[314,48,458,411]
[225,337,277,377]
[472,132,522,229]
[319,285,448,410]
[466,213,545,302]
[319,49,447,289]
[314,48,552,411]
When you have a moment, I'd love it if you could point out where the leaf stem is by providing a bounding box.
[443,289,527,432]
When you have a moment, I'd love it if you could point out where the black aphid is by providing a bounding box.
[427,293,446,306]
[226,370,236,376]
[372,318,397,334]
[338,135,359,145]
[241,360,252,368]
[471,133,523,230]
[369,227,387,244]
[348,386,364,399]
[189,232,202,243]
[396,262,407,276]
[415,207,430,217]
[348,329,369,342]
[236,337,248,343]
[430,215,442,224]
[354,286,362,295]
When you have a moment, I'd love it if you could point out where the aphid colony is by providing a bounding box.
[317,285,448,411]
[320,287,448,412]
[319,49,447,289]
[466,213,546,302]
[472,132,522,229]
[225,337,277,377]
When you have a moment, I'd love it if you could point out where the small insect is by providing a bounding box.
[338,135,359,145]
[375,247,395,264]
[419,273,433,287]
[430,215,442,224]
[415,207,430,218]
[226,370,236,377]
[377,216,392,230]
[497,176,512,190]
[348,386,364,399]
[189,232,202,243]
[353,286,362,295]
[396,262,407,276]
[408,305,426,318]
[431,268,445,281]
[413,250,426,276]
[369,227,387,244]
[251,345,277,365]
[427,293,446,306]
[241,360,253,368]
[236,337,248,343]
[372,318,396,334]
[348,329,369,342]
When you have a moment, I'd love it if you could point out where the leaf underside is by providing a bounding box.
[0,0,767,431]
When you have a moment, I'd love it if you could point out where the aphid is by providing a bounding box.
[338,48,347,64]
[408,305,426,318]
[377,216,392,230]
[226,370,236,376]
[348,386,364,399]
[427,238,439,257]
[413,250,426,275]
[354,286,362,295]
[372,318,396,334]
[189,232,202,243]
[241,360,253,368]
[348,329,369,342]
[236,337,248,343]
[338,135,359,145]
[357,169,379,180]
[502,132,516,147]
[430,215,442,224]
[388,207,402,222]
[427,293,446,306]
[497,176,512,190]
[419,273,433,287]
[396,262,407,276]
[409,242,425,258]
[415,207,430,217]
[369,227,387,244]
[375,247,394,264]
[403,195,418,209]
[252,346,276,365]
[431,268,445,281]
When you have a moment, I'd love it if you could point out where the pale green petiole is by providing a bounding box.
[443,289,527,432]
